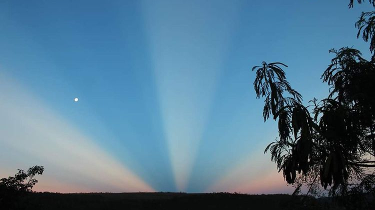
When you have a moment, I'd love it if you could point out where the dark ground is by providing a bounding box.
[12,192,327,210]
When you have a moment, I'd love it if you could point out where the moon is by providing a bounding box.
[74,97,79,102]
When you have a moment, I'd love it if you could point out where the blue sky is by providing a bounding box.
[0,0,373,193]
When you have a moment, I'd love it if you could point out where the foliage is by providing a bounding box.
[0,166,44,209]
[356,11,375,60]
[349,0,375,8]
[252,62,302,121]
[0,166,44,192]
[252,0,375,207]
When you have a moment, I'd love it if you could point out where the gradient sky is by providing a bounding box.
[0,0,373,193]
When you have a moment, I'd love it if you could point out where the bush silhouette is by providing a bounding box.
[0,166,44,209]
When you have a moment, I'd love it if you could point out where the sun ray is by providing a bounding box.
[0,72,154,193]
[140,0,240,191]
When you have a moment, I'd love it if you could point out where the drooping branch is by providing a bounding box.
[349,0,375,8]
[349,162,375,167]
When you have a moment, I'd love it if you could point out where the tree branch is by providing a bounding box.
[349,162,375,167]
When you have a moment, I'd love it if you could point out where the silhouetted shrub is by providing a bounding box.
[0,166,44,210]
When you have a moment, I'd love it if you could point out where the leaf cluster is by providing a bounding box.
[0,166,44,193]
[0,166,44,209]
[349,0,375,8]
[254,45,375,193]
[253,47,375,204]
[252,2,375,197]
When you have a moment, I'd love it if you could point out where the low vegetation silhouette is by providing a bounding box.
[0,166,44,210]
[252,0,375,209]
[0,192,326,210]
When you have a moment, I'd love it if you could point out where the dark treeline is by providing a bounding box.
[2,192,326,210]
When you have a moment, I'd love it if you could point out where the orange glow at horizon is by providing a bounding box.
[206,150,293,194]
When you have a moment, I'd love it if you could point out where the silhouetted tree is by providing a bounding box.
[252,62,314,185]
[349,0,375,8]
[0,166,44,209]
[252,1,375,207]
[254,49,375,207]
[356,11,375,60]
